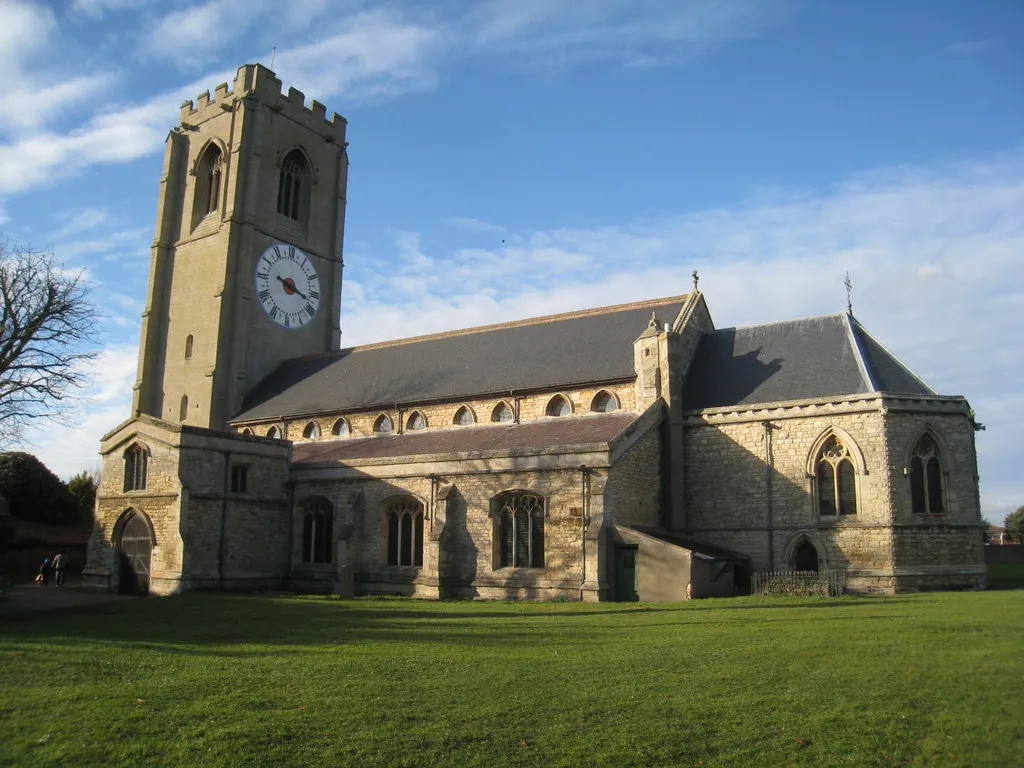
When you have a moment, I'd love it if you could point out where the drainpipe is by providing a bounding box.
[763,421,775,570]
[579,465,588,599]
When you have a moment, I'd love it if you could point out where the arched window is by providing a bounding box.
[184,334,194,360]
[303,421,320,439]
[545,394,572,417]
[453,406,475,426]
[496,492,544,568]
[910,433,945,515]
[301,498,333,564]
[386,498,424,567]
[124,444,149,492]
[194,143,222,222]
[407,411,427,431]
[374,414,393,433]
[240,427,253,436]
[179,394,189,422]
[815,436,857,516]
[590,390,619,413]
[266,425,281,439]
[332,418,350,437]
[277,149,310,222]
[491,401,514,423]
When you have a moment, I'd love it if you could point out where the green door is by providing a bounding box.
[614,545,639,602]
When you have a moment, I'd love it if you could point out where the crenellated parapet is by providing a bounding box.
[178,63,347,144]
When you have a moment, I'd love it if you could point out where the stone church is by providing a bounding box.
[83,64,987,600]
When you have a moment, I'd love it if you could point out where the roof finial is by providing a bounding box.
[692,269,700,292]
[844,271,853,315]
[648,311,659,329]
[270,46,277,70]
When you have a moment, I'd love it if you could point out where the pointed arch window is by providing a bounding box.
[240,427,253,436]
[302,421,321,439]
[184,334,194,360]
[266,425,281,439]
[590,390,619,413]
[374,414,393,434]
[815,436,858,516]
[491,401,514,423]
[910,433,945,515]
[332,418,350,437]
[301,498,333,564]
[179,394,189,422]
[546,394,572,417]
[453,406,475,426]
[407,411,427,431]
[496,492,545,568]
[123,444,149,492]
[386,498,424,567]
[194,143,223,223]
[277,149,310,222]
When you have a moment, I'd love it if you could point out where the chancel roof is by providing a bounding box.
[235,296,687,422]
[290,412,637,464]
[682,313,935,410]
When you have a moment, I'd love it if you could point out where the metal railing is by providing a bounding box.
[752,569,845,597]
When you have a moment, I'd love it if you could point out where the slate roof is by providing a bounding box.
[682,313,935,410]
[235,296,687,422]
[290,412,637,464]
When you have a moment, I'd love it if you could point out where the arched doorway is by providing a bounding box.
[118,512,152,595]
[792,540,820,573]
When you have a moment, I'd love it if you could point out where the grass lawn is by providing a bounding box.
[1,584,1023,767]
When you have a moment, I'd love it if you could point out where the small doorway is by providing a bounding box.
[118,512,152,596]
[614,545,639,602]
[793,540,820,574]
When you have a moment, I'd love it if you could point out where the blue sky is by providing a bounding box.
[0,0,1021,521]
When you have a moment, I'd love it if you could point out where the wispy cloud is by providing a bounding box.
[945,39,997,56]
[70,0,153,18]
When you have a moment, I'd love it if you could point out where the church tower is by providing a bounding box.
[132,64,348,429]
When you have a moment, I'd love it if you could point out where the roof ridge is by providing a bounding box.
[843,312,878,392]
[717,312,847,333]
[848,316,937,396]
[293,294,689,360]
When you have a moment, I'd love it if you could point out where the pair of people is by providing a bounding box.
[36,551,68,586]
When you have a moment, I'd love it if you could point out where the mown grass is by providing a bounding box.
[1,584,1022,767]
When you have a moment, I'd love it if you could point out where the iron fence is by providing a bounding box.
[751,569,845,597]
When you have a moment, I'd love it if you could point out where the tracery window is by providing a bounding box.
[301,498,333,564]
[332,418,350,437]
[491,401,514,423]
[303,421,321,439]
[407,411,427,431]
[266,426,281,439]
[124,444,149,492]
[591,390,619,413]
[453,406,475,426]
[910,433,945,515]
[496,492,545,568]
[374,414,393,433]
[386,498,424,567]
[194,143,222,221]
[815,436,857,516]
[545,394,572,417]
[277,149,310,222]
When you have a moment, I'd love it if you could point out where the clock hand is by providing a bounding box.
[276,275,308,300]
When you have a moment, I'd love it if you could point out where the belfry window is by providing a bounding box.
[815,436,858,516]
[123,444,149,492]
[194,143,222,222]
[301,498,333,564]
[386,498,424,567]
[277,149,310,222]
[910,433,945,515]
[491,401,514,423]
[496,492,545,568]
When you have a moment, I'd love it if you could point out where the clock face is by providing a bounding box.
[255,243,320,329]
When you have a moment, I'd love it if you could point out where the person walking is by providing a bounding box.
[53,550,68,587]
[36,558,51,586]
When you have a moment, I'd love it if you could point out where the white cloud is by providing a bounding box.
[71,0,152,17]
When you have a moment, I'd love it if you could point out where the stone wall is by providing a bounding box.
[604,421,663,528]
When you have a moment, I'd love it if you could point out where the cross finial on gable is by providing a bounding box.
[844,271,853,314]
[648,311,659,329]
[692,269,699,292]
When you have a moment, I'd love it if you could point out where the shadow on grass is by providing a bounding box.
[0,591,923,651]
[985,564,1024,590]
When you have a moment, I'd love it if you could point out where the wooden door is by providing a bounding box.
[118,513,151,596]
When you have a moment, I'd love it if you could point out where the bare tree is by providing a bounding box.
[0,240,99,444]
